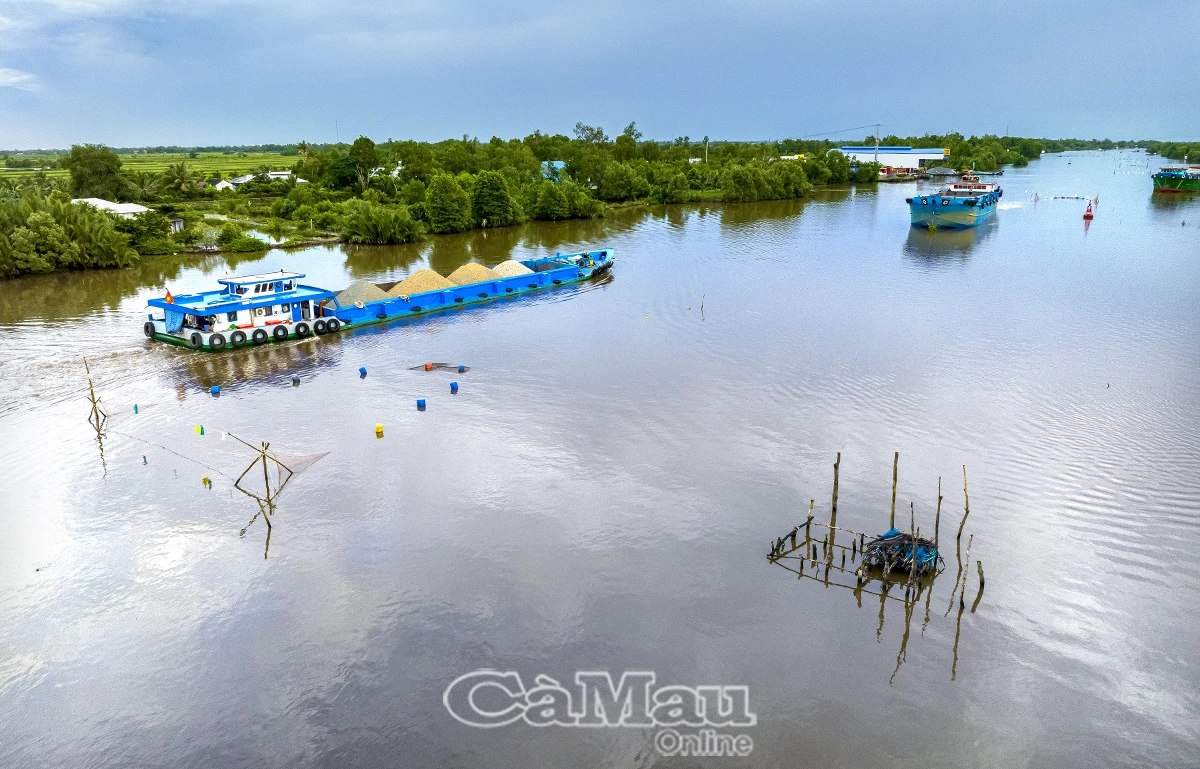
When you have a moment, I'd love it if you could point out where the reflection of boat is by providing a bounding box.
[906,173,1002,229]
[1152,166,1200,193]
[145,250,615,352]
[903,220,995,263]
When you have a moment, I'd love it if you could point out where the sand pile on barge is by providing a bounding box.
[336,280,389,306]
[492,260,534,277]
[386,270,455,298]
[446,263,499,285]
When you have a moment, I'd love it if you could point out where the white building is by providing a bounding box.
[228,171,306,186]
[73,198,150,218]
[839,146,949,173]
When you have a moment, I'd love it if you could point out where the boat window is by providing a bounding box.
[283,282,294,291]
[226,311,237,322]
[281,303,290,312]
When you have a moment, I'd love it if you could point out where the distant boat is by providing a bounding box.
[1083,203,1094,220]
[906,173,1002,230]
[1152,166,1200,194]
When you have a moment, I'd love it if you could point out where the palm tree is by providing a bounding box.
[160,161,200,194]
[126,170,161,200]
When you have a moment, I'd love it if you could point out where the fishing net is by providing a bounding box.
[271,451,328,486]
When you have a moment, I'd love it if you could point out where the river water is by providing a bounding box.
[1,150,1198,767]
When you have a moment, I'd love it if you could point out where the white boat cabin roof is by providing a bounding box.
[218,271,306,287]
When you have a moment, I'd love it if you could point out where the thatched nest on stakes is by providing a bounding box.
[857,528,943,578]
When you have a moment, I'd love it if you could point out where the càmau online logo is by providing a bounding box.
[443,670,756,757]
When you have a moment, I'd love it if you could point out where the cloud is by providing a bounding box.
[0,66,37,90]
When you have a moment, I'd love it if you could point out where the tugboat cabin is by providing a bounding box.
[144,270,337,351]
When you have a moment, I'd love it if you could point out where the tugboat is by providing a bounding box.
[906,172,1002,229]
[1152,166,1200,194]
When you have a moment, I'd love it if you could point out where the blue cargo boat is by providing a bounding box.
[143,249,614,351]
[906,173,1002,229]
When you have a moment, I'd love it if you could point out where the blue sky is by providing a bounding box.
[1,0,1197,149]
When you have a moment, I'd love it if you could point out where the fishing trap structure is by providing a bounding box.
[766,453,984,682]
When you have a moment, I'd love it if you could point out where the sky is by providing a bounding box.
[1,0,1197,150]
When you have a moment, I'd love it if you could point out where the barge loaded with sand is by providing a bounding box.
[143,249,614,351]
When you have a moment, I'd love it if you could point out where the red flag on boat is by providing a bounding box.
[165,289,174,304]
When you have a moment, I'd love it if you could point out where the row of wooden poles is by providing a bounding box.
[766,452,986,681]
[768,452,984,602]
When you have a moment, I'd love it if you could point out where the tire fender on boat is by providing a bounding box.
[144,321,155,338]
[253,328,268,344]
[326,318,341,333]
[295,322,310,338]
[230,330,247,347]
[273,325,288,341]
[209,333,226,350]
[189,332,203,349]
[313,319,327,334]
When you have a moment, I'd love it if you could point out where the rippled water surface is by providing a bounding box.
[2,150,1199,767]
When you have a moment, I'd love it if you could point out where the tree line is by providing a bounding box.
[0,125,1152,279]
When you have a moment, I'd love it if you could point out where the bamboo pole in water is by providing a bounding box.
[934,477,943,550]
[831,452,841,528]
[957,465,971,542]
[909,503,918,587]
[890,451,899,529]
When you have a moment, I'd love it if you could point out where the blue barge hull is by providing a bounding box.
[332,253,609,327]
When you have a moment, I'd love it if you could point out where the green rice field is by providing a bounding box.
[0,151,296,180]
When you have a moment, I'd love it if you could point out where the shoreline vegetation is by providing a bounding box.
[0,125,1164,279]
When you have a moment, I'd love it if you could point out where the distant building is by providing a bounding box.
[228,171,305,187]
[208,178,235,191]
[73,198,149,218]
[688,157,703,164]
[839,146,949,174]
[777,154,804,161]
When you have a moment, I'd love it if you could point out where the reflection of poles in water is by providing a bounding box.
[891,578,919,685]
[231,434,296,559]
[84,358,108,476]
[947,533,973,616]
[951,587,966,680]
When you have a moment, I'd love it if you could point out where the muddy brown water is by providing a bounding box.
[1,150,1198,767]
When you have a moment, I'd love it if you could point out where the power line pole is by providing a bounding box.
[875,123,881,162]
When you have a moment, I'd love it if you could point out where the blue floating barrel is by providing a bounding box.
[416,398,426,409]
[210,386,220,396]
[458,365,466,373]
[291,375,301,385]
[359,367,368,376]
[450,382,458,393]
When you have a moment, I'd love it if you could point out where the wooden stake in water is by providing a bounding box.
[890,451,899,529]
[831,452,841,528]
[934,476,943,550]
[957,465,971,542]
